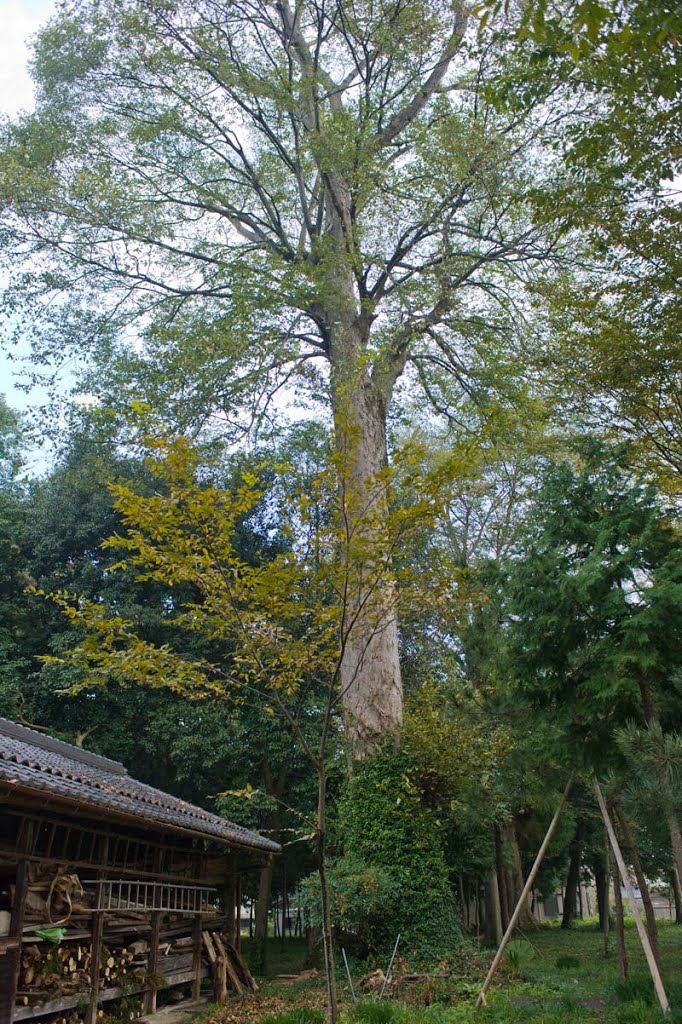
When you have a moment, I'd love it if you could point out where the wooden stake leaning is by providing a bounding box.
[475,779,572,1009]
[594,781,670,1018]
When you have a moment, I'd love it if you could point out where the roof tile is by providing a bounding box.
[0,718,279,854]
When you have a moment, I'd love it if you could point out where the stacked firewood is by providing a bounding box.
[16,943,140,1005]
[126,933,198,979]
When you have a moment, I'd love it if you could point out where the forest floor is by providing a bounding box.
[189,920,682,1024]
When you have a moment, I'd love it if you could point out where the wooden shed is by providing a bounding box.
[0,717,280,1024]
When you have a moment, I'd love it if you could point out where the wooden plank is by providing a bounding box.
[202,931,217,964]
[213,933,244,995]
[223,938,258,992]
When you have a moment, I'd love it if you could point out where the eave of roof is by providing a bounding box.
[0,718,280,855]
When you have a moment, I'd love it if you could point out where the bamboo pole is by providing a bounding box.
[475,779,572,1008]
[594,781,670,1017]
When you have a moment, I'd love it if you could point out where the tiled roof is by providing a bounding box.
[0,718,279,853]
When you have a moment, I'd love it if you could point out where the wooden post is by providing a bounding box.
[235,872,242,951]
[88,902,105,1024]
[144,911,163,1014]
[8,820,32,1024]
[192,914,203,1001]
[224,858,237,946]
[595,782,670,1016]
[87,836,108,1024]
[476,780,572,1008]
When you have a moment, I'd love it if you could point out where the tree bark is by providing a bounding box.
[507,822,538,929]
[614,804,660,968]
[329,313,403,758]
[494,827,510,930]
[671,868,682,924]
[484,870,503,947]
[667,811,682,898]
[592,852,607,931]
[611,853,629,981]
[561,821,583,929]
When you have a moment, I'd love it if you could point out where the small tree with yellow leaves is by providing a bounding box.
[43,434,465,1023]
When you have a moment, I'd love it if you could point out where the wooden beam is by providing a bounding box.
[192,915,203,1001]
[595,781,670,1017]
[476,780,572,1008]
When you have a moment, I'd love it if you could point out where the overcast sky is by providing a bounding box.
[0,0,56,415]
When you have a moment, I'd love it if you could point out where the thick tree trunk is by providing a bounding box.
[329,316,403,758]
[561,821,583,929]
[614,804,660,968]
[507,822,538,930]
[485,870,503,947]
[592,851,608,931]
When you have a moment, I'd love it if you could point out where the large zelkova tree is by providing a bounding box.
[0,0,562,754]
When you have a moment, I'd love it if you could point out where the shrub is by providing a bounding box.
[555,954,581,971]
[504,940,535,978]
[613,974,655,1006]
[336,750,461,960]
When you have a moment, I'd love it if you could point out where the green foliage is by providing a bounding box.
[335,750,461,960]
[612,975,656,1006]
[301,854,401,955]
[504,941,535,979]
[261,1011,326,1024]
[351,1003,403,1024]
[504,442,682,765]
[555,955,581,972]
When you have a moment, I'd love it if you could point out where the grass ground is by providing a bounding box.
[191,920,682,1024]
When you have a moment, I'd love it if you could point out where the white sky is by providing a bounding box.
[0,0,54,118]
[0,0,56,416]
